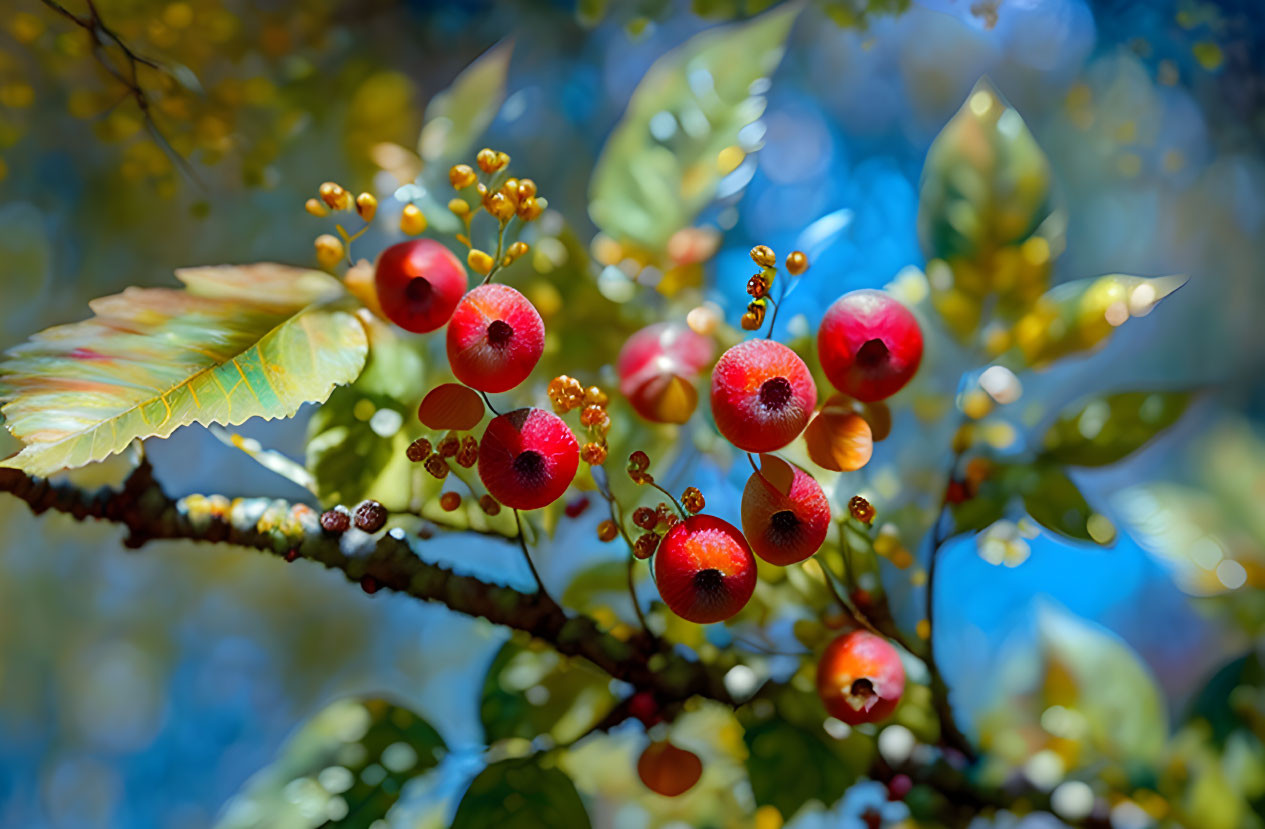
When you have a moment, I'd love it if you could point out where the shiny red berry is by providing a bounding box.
[741,460,830,565]
[617,322,714,424]
[374,239,467,333]
[710,339,816,453]
[818,289,922,402]
[654,515,757,624]
[446,284,545,392]
[816,630,905,725]
[353,500,388,533]
[637,741,702,797]
[477,408,579,510]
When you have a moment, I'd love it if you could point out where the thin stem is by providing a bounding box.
[599,486,652,637]
[645,479,685,518]
[626,553,651,636]
[480,391,502,416]
[816,562,882,637]
[513,509,551,600]
[480,218,513,284]
[764,277,787,339]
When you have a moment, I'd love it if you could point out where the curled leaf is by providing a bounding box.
[418,383,485,431]
[804,400,873,472]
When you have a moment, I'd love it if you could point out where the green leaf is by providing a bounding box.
[479,641,617,745]
[451,758,590,829]
[743,719,861,818]
[418,40,513,164]
[588,4,797,253]
[919,78,1054,267]
[215,697,446,829]
[562,559,630,613]
[1013,273,1186,367]
[1042,391,1189,466]
[0,264,367,477]
[1018,464,1098,543]
[305,318,429,510]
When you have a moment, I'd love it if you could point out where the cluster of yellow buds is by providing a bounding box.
[741,245,809,331]
[446,147,546,278]
[548,375,611,465]
[307,181,381,268]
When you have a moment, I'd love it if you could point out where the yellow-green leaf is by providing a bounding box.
[588,4,797,254]
[1042,390,1190,467]
[418,40,513,164]
[0,264,367,477]
[1012,273,1186,367]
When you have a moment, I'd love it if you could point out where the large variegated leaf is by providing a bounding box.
[588,4,797,253]
[0,264,367,476]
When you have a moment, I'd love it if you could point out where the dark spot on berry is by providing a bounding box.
[404,277,432,304]
[692,567,725,595]
[512,450,546,484]
[770,509,800,534]
[850,677,876,699]
[855,338,890,369]
[758,376,793,410]
[486,319,514,347]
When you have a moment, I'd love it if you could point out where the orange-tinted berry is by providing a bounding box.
[449,164,477,189]
[479,494,501,516]
[424,454,449,479]
[516,196,542,221]
[581,442,607,465]
[440,492,462,511]
[516,178,537,200]
[406,437,432,462]
[742,460,830,565]
[455,435,479,468]
[597,520,618,542]
[437,433,460,458]
[637,741,702,797]
[785,250,809,275]
[583,386,608,408]
[816,630,905,725]
[681,487,705,514]
[580,405,605,427]
[319,181,350,210]
[747,274,769,298]
[740,311,761,331]
[654,515,756,623]
[476,148,502,173]
[634,532,659,559]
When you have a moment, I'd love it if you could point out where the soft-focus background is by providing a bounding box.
[2,0,1263,827]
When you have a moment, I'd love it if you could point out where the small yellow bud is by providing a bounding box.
[448,198,470,217]
[467,249,494,275]
[448,163,477,189]
[355,192,377,221]
[516,196,543,221]
[476,148,503,173]
[741,311,761,330]
[304,197,329,217]
[496,151,510,169]
[507,241,529,260]
[785,250,809,275]
[516,178,537,200]
[400,203,427,235]
[314,234,344,268]
[484,191,515,222]
[319,181,351,211]
[750,245,776,268]
[501,178,520,206]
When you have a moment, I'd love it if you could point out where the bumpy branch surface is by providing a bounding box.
[0,463,730,708]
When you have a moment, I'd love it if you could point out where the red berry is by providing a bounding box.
[816,630,905,725]
[617,322,714,424]
[564,495,590,518]
[741,461,830,565]
[627,690,661,727]
[320,506,351,533]
[818,289,922,402]
[654,515,757,624]
[477,408,579,510]
[637,741,702,797]
[710,339,816,453]
[446,284,545,392]
[374,239,467,333]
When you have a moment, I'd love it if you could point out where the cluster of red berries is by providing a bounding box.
[547,376,611,466]
[319,499,388,534]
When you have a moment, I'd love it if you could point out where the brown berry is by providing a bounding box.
[785,250,809,275]
[597,519,618,542]
[437,433,460,458]
[681,487,705,514]
[320,506,352,533]
[750,245,776,268]
[581,442,608,465]
[634,532,660,559]
[440,492,462,511]
[353,500,388,533]
[479,494,502,516]
[746,274,769,299]
[455,435,479,468]
[628,451,650,471]
[284,548,300,563]
[849,495,876,524]
[360,575,380,594]
[424,454,450,479]
[633,507,658,530]
[406,437,433,462]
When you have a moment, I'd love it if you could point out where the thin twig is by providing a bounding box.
[514,508,551,600]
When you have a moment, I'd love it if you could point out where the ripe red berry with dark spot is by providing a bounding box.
[320,506,351,533]
[477,408,579,510]
[741,460,830,565]
[817,630,906,725]
[711,339,816,452]
[637,741,703,797]
[374,239,467,333]
[353,500,388,533]
[654,515,757,624]
[446,284,545,392]
[818,289,923,402]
